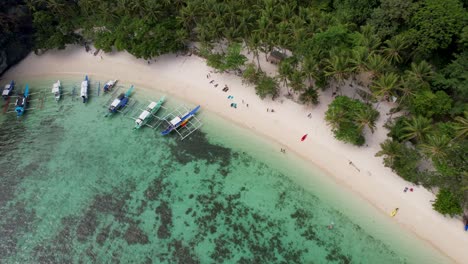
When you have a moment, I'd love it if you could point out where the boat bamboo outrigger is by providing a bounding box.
[81,75,89,103]
[161,105,200,136]
[106,85,134,116]
[51,80,61,102]
[103,80,117,93]
[134,96,165,130]
[15,84,29,117]
[2,80,15,100]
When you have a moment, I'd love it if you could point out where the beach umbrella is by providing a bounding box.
[301,134,308,141]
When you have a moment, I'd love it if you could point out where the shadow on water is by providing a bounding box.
[0,113,65,260]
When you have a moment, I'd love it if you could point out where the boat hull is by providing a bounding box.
[161,105,200,135]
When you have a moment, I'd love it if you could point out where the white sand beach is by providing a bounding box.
[3,45,468,263]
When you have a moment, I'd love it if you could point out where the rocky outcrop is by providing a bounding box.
[0,1,34,76]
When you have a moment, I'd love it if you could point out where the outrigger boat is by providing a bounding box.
[106,85,134,116]
[2,80,15,100]
[81,75,89,103]
[103,80,117,93]
[15,84,29,117]
[51,80,61,102]
[161,105,200,135]
[134,96,165,130]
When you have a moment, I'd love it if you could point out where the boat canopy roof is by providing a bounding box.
[4,84,11,89]
[170,116,181,126]
[138,110,151,120]
[81,80,88,96]
[52,83,60,93]
[111,98,121,107]
[148,101,157,109]
[2,89,9,96]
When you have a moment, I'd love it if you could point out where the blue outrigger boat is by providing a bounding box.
[103,80,117,93]
[106,85,134,116]
[161,105,200,135]
[2,80,15,100]
[81,75,89,103]
[15,84,29,117]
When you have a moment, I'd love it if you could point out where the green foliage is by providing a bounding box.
[333,0,379,25]
[224,43,247,70]
[242,63,260,84]
[376,139,422,183]
[432,51,468,102]
[205,43,247,71]
[32,10,79,50]
[410,0,466,57]
[401,115,432,142]
[409,90,453,118]
[387,116,410,142]
[432,189,462,217]
[325,96,378,145]
[368,0,417,38]
[255,74,278,99]
[299,87,320,105]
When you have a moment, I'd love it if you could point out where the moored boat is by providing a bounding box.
[108,85,134,115]
[2,80,15,100]
[134,96,165,130]
[103,80,117,93]
[52,80,61,101]
[161,105,200,135]
[81,75,89,103]
[15,84,29,117]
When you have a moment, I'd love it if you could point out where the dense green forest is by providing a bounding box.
[3,0,468,216]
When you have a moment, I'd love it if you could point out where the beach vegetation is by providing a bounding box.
[325,96,379,146]
[433,189,463,217]
[204,43,247,72]
[400,115,432,143]
[255,74,279,99]
[376,139,422,183]
[299,87,320,106]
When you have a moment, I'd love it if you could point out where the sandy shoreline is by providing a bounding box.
[2,45,467,263]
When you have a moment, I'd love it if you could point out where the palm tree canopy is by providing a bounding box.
[401,115,432,142]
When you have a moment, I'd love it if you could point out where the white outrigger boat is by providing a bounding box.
[134,96,165,130]
[51,80,61,101]
[81,75,89,103]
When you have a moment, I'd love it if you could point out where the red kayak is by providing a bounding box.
[301,134,308,141]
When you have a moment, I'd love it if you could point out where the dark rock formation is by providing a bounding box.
[0,1,34,76]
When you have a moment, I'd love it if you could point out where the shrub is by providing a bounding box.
[325,96,378,146]
[433,189,462,217]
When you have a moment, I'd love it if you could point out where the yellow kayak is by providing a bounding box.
[390,208,399,217]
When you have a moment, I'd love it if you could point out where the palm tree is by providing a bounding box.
[299,87,319,105]
[454,112,468,139]
[350,46,369,75]
[325,107,346,131]
[355,107,379,133]
[419,134,451,161]
[382,35,409,65]
[324,55,351,93]
[404,61,434,89]
[278,59,293,94]
[397,77,418,106]
[359,25,381,53]
[365,53,388,78]
[401,115,432,142]
[376,139,402,166]
[370,72,399,102]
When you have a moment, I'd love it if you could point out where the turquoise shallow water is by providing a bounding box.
[0,76,451,263]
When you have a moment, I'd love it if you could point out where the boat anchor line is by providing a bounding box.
[161,105,203,140]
